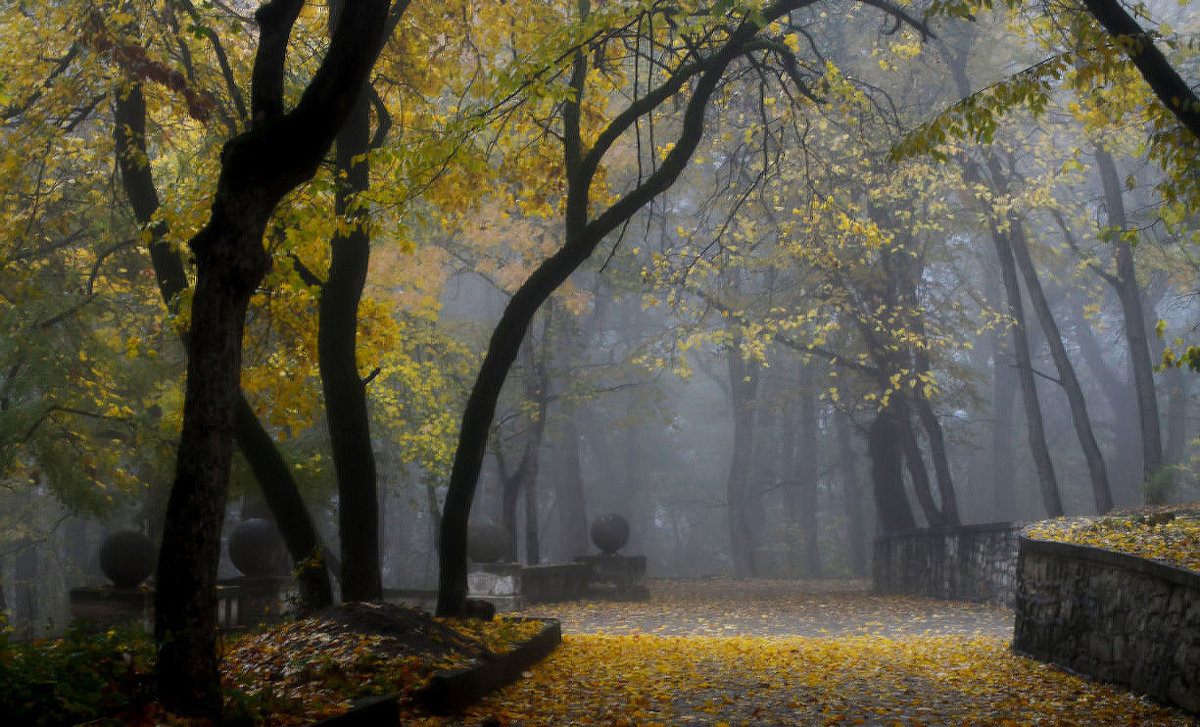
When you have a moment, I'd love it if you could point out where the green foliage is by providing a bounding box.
[0,622,155,726]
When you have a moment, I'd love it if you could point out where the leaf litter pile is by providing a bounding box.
[406,579,1195,726]
[1025,501,1200,573]
[219,602,543,725]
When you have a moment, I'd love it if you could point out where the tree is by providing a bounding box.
[437,0,935,615]
[152,0,399,715]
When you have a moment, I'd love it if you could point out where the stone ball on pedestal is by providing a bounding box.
[99,530,156,588]
[228,518,286,577]
[467,521,510,563]
[591,513,630,554]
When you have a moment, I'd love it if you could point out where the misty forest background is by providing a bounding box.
[3,0,1200,640]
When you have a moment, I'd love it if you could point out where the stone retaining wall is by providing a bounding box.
[873,522,1021,606]
[1013,537,1200,716]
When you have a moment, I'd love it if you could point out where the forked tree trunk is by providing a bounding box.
[114,83,334,607]
[437,1,800,615]
[155,1,394,714]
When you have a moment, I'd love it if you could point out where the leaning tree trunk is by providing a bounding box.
[437,2,791,615]
[1007,216,1114,512]
[1069,301,1142,505]
[320,83,382,602]
[113,82,335,607]
[155,1,394,715]
[987,219,1064,517]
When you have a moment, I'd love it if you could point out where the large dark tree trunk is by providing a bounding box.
[321,83,382,602]
[113,82,334,607]
[1006,217,1114,512]
[726,341,760,579]
[1095,147,1162,492]
[154,1,394,715]
[868,410,917,534]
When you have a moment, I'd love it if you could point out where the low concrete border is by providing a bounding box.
[1013,536,1200,716]
[420,616,562,714]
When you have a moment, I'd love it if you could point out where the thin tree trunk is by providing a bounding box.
[984,263,1018,519]
[727,343,760,578]
[835,410,866,577]
[553,412,589,560]
[796,359,821,577]
[1095,147,1162,490]
[989,221,1064,517]
[321,83,382,602]
[945,39,1062,517]
[1069,302,1142,506]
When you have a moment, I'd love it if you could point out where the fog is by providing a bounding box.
[3,0,1199,637]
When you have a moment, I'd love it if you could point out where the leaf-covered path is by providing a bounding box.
[410,579,1197,726]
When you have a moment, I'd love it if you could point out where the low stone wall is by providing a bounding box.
[873,522,1021,606]
[1013,537,1200,716]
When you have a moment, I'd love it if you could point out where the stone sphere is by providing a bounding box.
[228,518,286,577]
[99,530,156,588]
[591,513,630,554]
[468,521,510,563]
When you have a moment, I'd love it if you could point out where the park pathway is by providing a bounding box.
[410,579,1196,726]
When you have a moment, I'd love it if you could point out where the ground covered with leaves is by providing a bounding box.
[1025,502,1200,573]
[409,579,1195,726]
[6,580,1197,725]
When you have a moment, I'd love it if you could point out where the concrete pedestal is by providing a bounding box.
[575,554,650,601]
